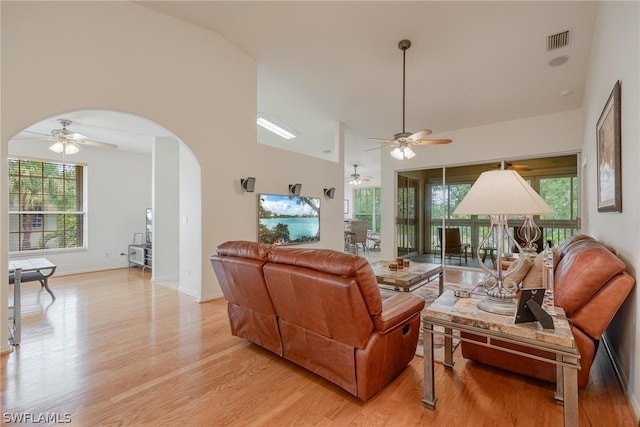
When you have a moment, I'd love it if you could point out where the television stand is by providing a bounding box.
[128,244,152,272]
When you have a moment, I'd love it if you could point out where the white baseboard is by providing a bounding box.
[602,335,640,421]
[177,286,198,299]
[198,291,223,303]
[53,265,129,276]
[152,274,179,290]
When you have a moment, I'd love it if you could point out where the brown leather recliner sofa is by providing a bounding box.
[210,241,425,401]
[461,234,635,387]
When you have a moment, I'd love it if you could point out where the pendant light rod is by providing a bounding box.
[398,39,411,134]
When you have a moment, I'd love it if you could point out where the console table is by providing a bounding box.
[423,290,580,427]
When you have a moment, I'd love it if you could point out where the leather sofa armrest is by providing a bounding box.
[373,293,425,333]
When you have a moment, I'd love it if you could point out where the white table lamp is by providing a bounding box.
[453,169,554,315]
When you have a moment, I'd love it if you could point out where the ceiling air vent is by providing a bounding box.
[547,30,570,51]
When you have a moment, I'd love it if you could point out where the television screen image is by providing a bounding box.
[258,194,320,245]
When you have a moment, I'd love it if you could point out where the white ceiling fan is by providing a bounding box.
[346,164,371,186]
[19,118,118,154]
[367,39,452,160]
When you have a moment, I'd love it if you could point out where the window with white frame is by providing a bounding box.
[8,158,86,252]
[353,187,381,232]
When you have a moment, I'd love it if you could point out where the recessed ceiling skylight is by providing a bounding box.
[256,113,297,140]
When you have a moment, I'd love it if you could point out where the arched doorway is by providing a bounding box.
[7,109,202,295]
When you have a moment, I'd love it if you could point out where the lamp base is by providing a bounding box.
[477,291,517,316]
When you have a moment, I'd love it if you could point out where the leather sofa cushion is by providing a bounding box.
[268,247,382,316]
[554,240,626,316]
[211,256,276,315]
[226,303,283,355]
[279,318,358,396]
[375,293,425,332]
[216,240,271,261]
[264,263,375,349]
[569,271,635,340]
[212,241,282,356]
[557,234,595,256]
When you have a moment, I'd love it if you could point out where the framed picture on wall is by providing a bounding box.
[596,80,622,213]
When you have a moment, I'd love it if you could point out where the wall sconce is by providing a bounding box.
[241,177,256,192]
[324,187,336,199]
[289,183,302,196]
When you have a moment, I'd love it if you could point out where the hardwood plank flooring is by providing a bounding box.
[2,268,637,426]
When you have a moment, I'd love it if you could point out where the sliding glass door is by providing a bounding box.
[397,175,419,256]
[393,154,580,266]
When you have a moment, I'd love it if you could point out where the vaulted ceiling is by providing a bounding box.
[12,2,598,185]
[141,1,596,183]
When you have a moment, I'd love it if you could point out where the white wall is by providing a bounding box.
[1,1,345,350]
[152,137,180,288]
[580,1,640,416]
[6,139,152,275]
[178,143,202,299]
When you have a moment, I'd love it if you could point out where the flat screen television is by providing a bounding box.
[258,194,320,245]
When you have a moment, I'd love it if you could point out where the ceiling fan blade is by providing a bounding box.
[76,139,118,150]
[407,129,433,141]
[412,138,453,145]
[366,137,394,142]
[495,162,532,172]
[65,132,88,141]
[365,144,391,152]
[510,165,532,172]
[22,130,51,138]
[12,137,53,142]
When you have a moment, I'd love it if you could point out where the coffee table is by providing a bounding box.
[371,261,443,293]
[422,290,580,427]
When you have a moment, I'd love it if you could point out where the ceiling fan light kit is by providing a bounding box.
[49,140,80,155]
[390,145,416,160]
[368,39,452,160]
[347,164,371,186]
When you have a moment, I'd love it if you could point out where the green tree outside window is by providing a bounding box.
[8,158,84,251]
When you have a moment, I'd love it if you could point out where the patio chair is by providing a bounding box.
[437,227,471,265]
[348,221,368,255]
[367,231,381,251]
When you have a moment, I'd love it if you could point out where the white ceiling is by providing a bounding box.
[11,1,598,183]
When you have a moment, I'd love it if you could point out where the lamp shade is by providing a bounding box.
[453,170,554,216]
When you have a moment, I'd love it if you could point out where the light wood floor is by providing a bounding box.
[2,268,637,426]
